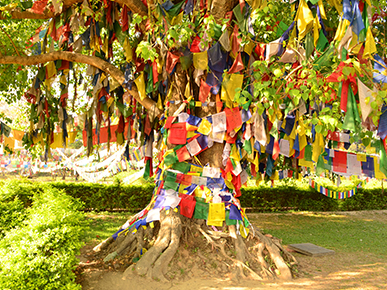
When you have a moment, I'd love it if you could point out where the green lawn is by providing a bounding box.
[248,211,387,256]
[83,211,132,245]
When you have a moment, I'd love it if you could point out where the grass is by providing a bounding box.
[83,210,387,259]
[83,211,132,244]
[249,211,387,256]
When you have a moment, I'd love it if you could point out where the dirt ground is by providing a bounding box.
[77,211,387,290]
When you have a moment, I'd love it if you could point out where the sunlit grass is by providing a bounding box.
[248,211,387,256]
[83,211,132,244]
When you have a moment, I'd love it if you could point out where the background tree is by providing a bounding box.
[1,0,386,282]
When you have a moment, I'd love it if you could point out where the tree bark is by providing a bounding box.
[0,51,157,112]
[0,0,147,20]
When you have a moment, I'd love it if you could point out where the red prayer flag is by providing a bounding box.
[228,52,244,74]
[152,60,159,84]
[199,79,212,103]
[165,116,175,129]
[179,197,196,218]
[225,107,242,133]
[166,51,180,75]
[231,25,241,55]
[31,0,48,14]
[272,139,280,160]
[176,146,191,162]
[332,150,347,173]
[121,5,129,32]
[144,114,152,136]
[168,123,187,145]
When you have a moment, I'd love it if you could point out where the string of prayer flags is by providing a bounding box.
[309,179,358,199]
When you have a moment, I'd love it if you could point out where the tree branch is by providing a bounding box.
[0,51,156,111]
[114,0,147,16]
[0,0,147,20]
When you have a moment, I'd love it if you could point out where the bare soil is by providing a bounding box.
[77,211,387,290]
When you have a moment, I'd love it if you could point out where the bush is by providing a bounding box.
[0,197,27,238]
[1,179,386,213]
[0,185,86,290]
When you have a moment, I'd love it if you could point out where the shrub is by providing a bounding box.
[0,185,86,290]
[0,197,26,238]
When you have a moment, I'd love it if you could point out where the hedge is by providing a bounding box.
[0,183,86,290]
[1,179,387,212]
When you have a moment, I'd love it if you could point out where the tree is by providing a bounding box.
[1,0,386,283]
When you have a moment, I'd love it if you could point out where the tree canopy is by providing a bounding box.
[1,0,387,281]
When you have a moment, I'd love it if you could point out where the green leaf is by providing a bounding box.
[342,66,353,77]
[315,124,323,133]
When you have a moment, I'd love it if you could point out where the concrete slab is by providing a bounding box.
[288,243,335,256]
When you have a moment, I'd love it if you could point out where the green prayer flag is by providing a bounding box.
[165,1,185,18]
[243,217,249,228]
[193,199,209,220]
[180,54,193,71]
[304,144,313,161]
[233,4,246,32]
[143,159,151,179]
[305,32,314,60]
[342,86,361,132]
[164,180,179,191]
[359,2,369,42]
[379,141,387,177]
[146,68,154,94]
[313,44,334,73]
[164,151,178,166]
[213,23,222,40]
[172,162,191,173]
[276,21,289,38]
[316,30,328,52]
[225,210,237,226]
[316,154,325,176]
[243,139,252,155]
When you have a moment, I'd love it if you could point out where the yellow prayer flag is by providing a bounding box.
[363,27,377,59]
[239,224,249,238]
[298,157,314,168]
[207,202,225,227]
[357,153,367,162]
[46,61,56,80]
[171,12,183,25]
[134,72,147,100]
[124,38,133,62]
[102,35,108,56]
[244,40,255,55]
[157,94,163,110]
[318,0,327,19]
[327,0,343,15]
[197,118,212,135]
[221,73,244,108]
[4,137,15,150]
[295,0,314,40]
[313,15,321,47]
[334,19,350,42]
[230,144,241,162]
[184,82,191,99]
[270,170,279,180]
[374,157,386,179]
[312,132,324,163]
[193,51,208,70]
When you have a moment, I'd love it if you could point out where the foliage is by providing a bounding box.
[0,184,86,290]
[0,179,385,212]
[0,196,26,238]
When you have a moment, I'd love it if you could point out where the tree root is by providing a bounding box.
[93,211,298,282]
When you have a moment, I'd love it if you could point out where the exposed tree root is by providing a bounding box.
[93,210,298,282]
